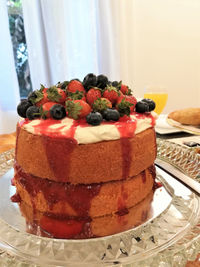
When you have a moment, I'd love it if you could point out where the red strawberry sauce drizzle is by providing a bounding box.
[42,136,76,182]
[141,170,146,183]
[15,124,21,158]
[117,184,128,211]
[19,119,78,181]
[13,163,101,218]
[25,218,94,239]
[19,112,155,139]
[117,184,129,224]
[134,112,156,127]
[39,216,86,239]
[10,193,21,203]
[12,163,101,237]
[116,112,155,179]
[115,115,137,179]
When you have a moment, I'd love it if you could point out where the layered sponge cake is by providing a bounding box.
[12,74,157,238]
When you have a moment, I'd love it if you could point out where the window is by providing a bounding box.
[7,0,32,98]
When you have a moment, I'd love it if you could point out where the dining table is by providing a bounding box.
[0,114,200,267]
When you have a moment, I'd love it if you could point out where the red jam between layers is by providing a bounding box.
[12,165,156,239]
[13,163,152,216]
[18,192,154,239]
[19,202,148,239]
[13,163,101,218]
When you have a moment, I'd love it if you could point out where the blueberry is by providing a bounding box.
[112,81,119,87]
[142,98,156,111]
[27,91,38,104]
[26,106,40,120]
[58,81,69,89]
[17,100,32,118]
[83,73,97,91]
[97,74,108,89]
[101,109,109,119]
[135,101,149,113]
[86,112,103,126]
[103,108,120,121]
[50,104,66,120]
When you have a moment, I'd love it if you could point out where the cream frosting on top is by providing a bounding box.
[19,112,157,144]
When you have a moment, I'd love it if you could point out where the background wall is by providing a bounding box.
[116,0,200,113]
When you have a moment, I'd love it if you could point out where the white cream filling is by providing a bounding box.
[134,117,153,135]
[22,112,156,144]
[75,124,120,144]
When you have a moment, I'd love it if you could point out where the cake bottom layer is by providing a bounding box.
[13,164,156,218]
[18,191,154,239]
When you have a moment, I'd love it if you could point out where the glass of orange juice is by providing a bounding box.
[144,87,168,115]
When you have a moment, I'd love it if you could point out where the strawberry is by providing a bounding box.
[120,84,131,95]
[28,85,49,107]
[35,91,48,106]
[116,98,133,116]
[40,216,84,238]
[118,90,125,98]
[46,86,67,103]
[125,95,137,111]
[67,80,85,94]
[65,100,91,119]
[117,94,137,112]
[92,97,112,112]
[41,102,58,118]
[66,91,86,101]
[86,87,101,105]
[103,85,119,104]
[29,85,67,106]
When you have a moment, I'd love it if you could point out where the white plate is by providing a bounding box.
[167,117,200,135]
[155,114,182,134]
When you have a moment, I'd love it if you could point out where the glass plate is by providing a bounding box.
[157,138,200,180]
[0,144,200,267]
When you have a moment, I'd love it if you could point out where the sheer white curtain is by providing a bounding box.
[0,1,20,134]
[20,0,200,113]
[22,0,121,89]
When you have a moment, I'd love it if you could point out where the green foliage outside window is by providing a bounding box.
[7,0,32,98]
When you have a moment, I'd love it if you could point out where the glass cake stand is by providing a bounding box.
[0,139,200,267]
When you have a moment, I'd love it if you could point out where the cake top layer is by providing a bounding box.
[19,111,156,144]
[16,73,157,144]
